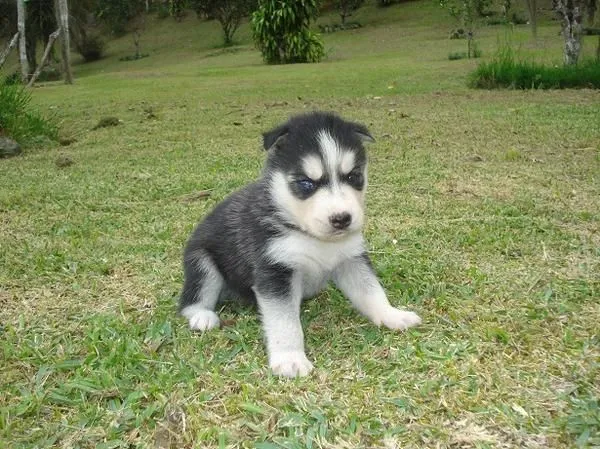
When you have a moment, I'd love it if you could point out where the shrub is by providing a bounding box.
[75,33,106,62]
[0,77,58,145]
[448,44,481,60]
[252,0,324,64]
[191,0,257,46]
[469,46,600,89]
[448,51,468,60]
[510,12,527,25]
[35,67,62,82]
[449,28,466,39]
[486,16,508,25]
[335,0,365,25]
[377,0,395,6]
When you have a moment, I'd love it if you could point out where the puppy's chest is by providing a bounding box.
[266,232,365,297]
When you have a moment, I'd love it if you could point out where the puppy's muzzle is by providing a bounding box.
[329,212,352,230]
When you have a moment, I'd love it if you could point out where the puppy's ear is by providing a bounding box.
[263,124,289,151]
[352,123,375,143]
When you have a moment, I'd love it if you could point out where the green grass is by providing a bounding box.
[470,46,600,89]
[1,1,599,448]
[0,77,58,145]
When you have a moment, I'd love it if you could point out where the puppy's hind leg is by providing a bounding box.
[179,250,224,331]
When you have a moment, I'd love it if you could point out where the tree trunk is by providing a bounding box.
[27,29,61,88]
[55,0,73,84]
[0,32,19,69]
[133,29,141,58]
[17,0,29,82]
[26,31,38,76]
[554,0,585,65]
[525,0,538,38]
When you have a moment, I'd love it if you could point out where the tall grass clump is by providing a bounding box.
[0,77,58,144]
[470,45,600,89]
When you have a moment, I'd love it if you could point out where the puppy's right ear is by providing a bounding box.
[263,124,289,151]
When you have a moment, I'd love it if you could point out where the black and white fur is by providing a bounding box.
[179,112,421,377]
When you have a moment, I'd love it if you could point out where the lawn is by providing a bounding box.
[1,2,599,448]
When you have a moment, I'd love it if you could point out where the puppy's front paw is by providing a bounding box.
[269,351,313,377]
[380,308,421,330]
[188,309,220,331]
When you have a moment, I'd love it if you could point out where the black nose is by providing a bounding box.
[329,213,352,230]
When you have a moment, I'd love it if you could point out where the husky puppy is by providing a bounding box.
[179,112,421,377]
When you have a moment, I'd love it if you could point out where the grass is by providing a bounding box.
[1,1,599,448]
[0,77,58,145]
[470,46,600,89]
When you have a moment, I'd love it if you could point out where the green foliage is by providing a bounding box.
[74,33,106,62]
[251,0,325,64]
[191,0,257,45]
[448,49,481,59]
[0,0,17,37]
[170,0,188,21]
[0,78,58,145]
[377,0,395,6]
[96,0,146,35]
[335,0,365,24]
[470,46,600,89]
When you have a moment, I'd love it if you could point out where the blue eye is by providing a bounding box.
[297,179,316,193]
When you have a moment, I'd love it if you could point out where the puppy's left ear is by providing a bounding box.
[353,123,375,143]
[263,124,289,151]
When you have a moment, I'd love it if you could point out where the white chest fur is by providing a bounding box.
[266,231,365,298]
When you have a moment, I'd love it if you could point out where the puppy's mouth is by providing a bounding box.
[316,223,361,242]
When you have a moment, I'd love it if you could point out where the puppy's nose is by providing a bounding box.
[329,213,352,230]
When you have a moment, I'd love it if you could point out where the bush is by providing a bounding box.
[448,51,468,60]
[469,47,600,89]
[486,16,508,25]
[448,45,481,60]
[0,77,58,145]
[510,12,527,25]
[191,0,257,46]
[119,53,150,61]
[252,0,324,64]
[36,66,62,82]
[75,33,106,62]
[449,28,466,39]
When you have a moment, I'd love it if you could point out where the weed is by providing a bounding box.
[470,45,600,89]
[0,77,58,145]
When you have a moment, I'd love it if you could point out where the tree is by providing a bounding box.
[55,0,73,83]
[554,0,585,65]
[439,0,479,58]
[524,0,538,38]
[192,0,257,46]
[0,0,17,38]
[25,0,57,76]
[170,0,187,21]
[335,0,364,25]
[252,0,325,64]
[97,0,146,58]
[96,0,146,36]
[70,0,107,62]
[17,0,29,81]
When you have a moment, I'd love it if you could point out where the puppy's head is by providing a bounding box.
[263,112,374,241]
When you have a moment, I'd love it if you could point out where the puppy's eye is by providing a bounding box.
[296,179,317,194]
[346,171,364,186]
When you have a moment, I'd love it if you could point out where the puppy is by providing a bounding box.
[179,112,421,377]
